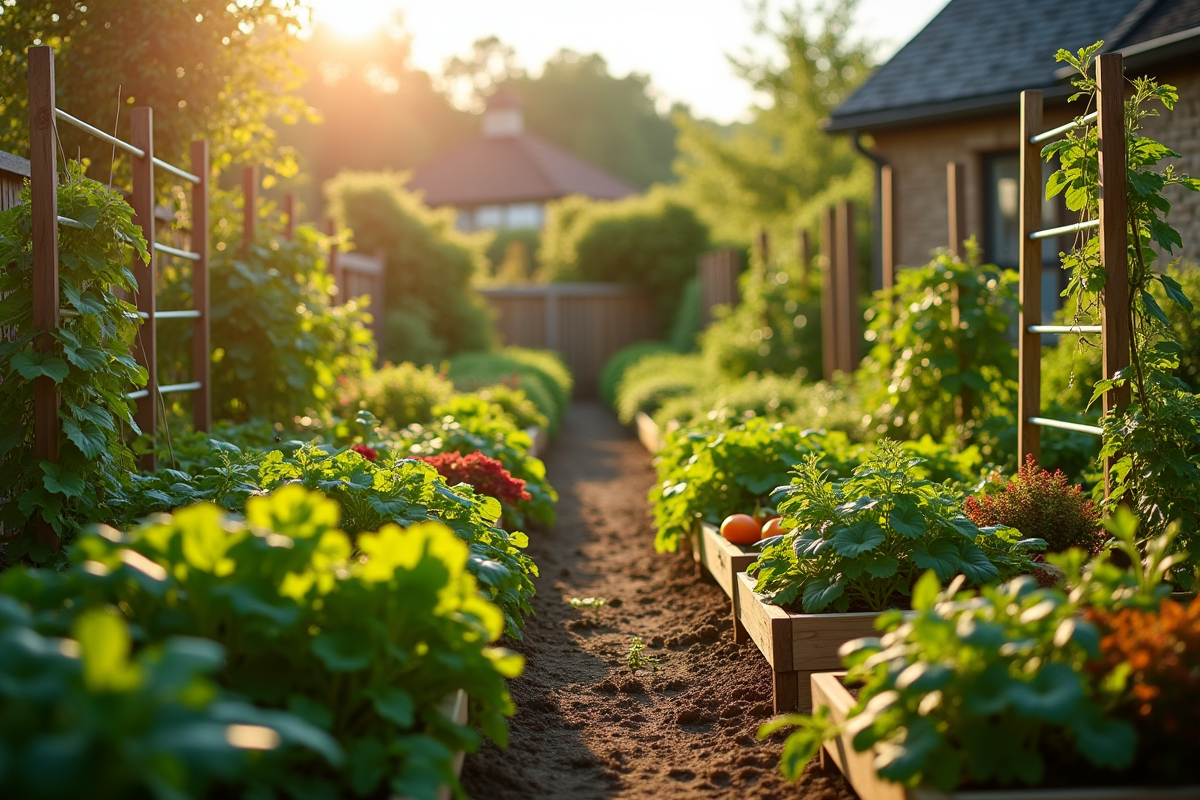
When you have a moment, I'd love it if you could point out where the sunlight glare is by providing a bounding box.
[307,0,402,40]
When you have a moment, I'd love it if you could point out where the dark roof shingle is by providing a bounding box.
[828,0,1200,132]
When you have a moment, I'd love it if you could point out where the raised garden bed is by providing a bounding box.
[524,425,548,460]
[635,411,664,454]
[811,672,1200,800]
[736,573,880,714]
[439,689,469,800]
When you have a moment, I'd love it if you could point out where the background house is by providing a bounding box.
[409,87,636,232]
[828,0,1200,315]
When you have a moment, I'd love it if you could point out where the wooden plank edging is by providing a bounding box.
[635,411,664,454]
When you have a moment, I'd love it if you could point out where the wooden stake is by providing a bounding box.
[1097,53,1129,498]
[1017,91,1044,464]
[797,228,811,285]
[129,107,157,471]
[820,207,838,380]
[947,161,966,258]
[881,164,895,292]
[191,140,211,433]
[284,192,297,240]
[947,161,972,430]
[242,166,257,253]
[835,202,859,373]
[29,46,60,550]
[755,228,770,269]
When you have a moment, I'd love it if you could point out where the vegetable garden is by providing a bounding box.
[1,27,1200,800]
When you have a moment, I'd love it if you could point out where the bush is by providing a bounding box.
[485,228,540,284]
[599,341,678,409]
[447,348,572,433]
[668,275,703,351]
[324,172,492,364]
[538,188,710,327]
[856,241,1017,443]
[471,384,548,431]
[697,257,823,381]
[965,455,1103,553]
[613,352,706,425]
[335,362,455,429]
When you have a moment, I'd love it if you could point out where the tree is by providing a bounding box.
[673,0,874,247]
[0,1,310,175]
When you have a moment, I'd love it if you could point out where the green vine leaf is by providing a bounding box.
[11,349,70,382]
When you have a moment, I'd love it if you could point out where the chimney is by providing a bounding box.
[483,86,524,138]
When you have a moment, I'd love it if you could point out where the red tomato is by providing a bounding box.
[721,514,761,545]
[761,517,785,539]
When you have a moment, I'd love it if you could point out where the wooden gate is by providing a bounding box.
[480,284,658,396]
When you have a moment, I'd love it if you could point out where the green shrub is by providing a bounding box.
[856,241,1017,444]
[485,228,540,284]
[0,601,338,798]
[336,362,455,430]
[614,352,706,425]
[6,487,521,798]
[469,384,548,431]
[751,440,1043,613]
[447,348,572,433]
[668,275,703,351]
[697,258,823,381]
[599,341,678,409]
[325,172,492,364]
[538,188,710,327]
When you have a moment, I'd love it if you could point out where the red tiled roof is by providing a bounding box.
[409,133,637,207]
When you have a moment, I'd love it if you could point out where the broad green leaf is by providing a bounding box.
[801,574,844,613]
[11,349,70,382]
[311,631,372,672]
[366,687,415,727]
[887,497,925,538]
[911,570,940,611]
[63,418,107,460]
[911,539,961,581]
[73,609,141,691]
[829,520,885,557]
[41,462,86,499]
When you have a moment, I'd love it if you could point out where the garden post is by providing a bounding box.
[881,164,895,293]
[755,228,769,271]
[191,140,211,432]
[835,201,858,373]
[129,107,157,471]
[820,206,838,380]
[1096,53,1130,498]
[1017,91,1044,464]
[284,192,297,240]
[797,228,811,285]
[947,162,972,431]
[29,45,61,549]
[242,166,257,253]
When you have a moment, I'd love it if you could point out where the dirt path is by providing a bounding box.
[461,402,856,800]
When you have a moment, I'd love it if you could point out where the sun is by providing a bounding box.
[306,0,402,40]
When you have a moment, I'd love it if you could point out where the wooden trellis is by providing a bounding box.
[1017,52,1128,498]
[28,45,212,506]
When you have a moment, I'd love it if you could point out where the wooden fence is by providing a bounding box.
[26,45,211,545]
[1018,53,1127,498]
[480,284,658,396]
[698,248,739,327]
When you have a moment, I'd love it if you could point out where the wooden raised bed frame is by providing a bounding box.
[812,671,1200,800]
[689,522,757,639]
[736,573,880,714]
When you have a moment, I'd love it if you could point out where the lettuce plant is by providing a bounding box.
[752,441,1043,612]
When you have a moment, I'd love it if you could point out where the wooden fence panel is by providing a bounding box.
[698,248,739,328]
[480,284,658,397]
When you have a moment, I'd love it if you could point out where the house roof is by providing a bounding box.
[827,0,1200,133]
[409,132,637,207]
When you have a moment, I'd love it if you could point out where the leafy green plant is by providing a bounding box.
[856,239,1017,445]
[614,351,707,425]
[447,347,572,433]
[471,384,548,431]
[626,636,661,673]
[1047,43,1200,552]
[7,487,523,799]
[335,361,455,430]
[599,340,678,409]
[751,441,1043,612]
[0,167,147,561]
[0,600,340,799]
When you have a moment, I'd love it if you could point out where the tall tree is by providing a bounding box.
[673,0,874,245]
[0,0,309,174]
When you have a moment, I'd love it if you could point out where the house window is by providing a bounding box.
[505,203,543,229]
[983,153,1063,320]
[475,205,504,229]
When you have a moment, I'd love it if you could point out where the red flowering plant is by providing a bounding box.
[350,444,378,462]
[965,454,1104,555]
[421,451,531,508]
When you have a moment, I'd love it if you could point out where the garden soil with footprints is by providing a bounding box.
[461,402,857,800]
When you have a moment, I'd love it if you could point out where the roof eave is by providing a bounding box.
[824,83,1076,134]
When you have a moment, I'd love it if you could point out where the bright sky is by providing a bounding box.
[307,0,950,123]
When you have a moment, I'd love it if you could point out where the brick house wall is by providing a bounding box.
[1140,61,1200,266]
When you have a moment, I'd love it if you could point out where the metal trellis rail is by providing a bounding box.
[1017,52,1129,499]
[29,45,211,515]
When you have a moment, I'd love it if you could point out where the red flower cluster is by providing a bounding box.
[350,444,378,462]
[420,451,531,506]
[964,454,1102,553]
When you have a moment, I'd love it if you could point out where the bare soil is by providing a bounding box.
[461,402,858,800]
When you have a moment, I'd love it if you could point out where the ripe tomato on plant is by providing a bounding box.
[720,514,760,545]
[760,517,785,540]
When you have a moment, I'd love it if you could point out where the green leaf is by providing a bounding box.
[73,610,140,691]
[366,688,415,728]
[1072,712,1137,770]
[887,497,925,538]
[1141,289,1170,325]
[829,520,885,557]
[41,462,86,499]
[1005,663,1085,721]
[911,539,961,581]
[801,574,845,613]
[911,570,940,611]
[11,349,70,382]
[1158,273,1193,311]
[311,631,372,672]
[956,542,1001,585]
[63,418,107,460]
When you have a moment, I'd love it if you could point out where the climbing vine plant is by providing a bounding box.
[0,164,148,561]
[1047,42,1200,557]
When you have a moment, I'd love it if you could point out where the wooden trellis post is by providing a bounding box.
[284,192,297,240]
[820,207,838,380]
[947,161,972,428]
[881,164,895,292]
[1017,53,1127,500]
[835,201,859,373]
